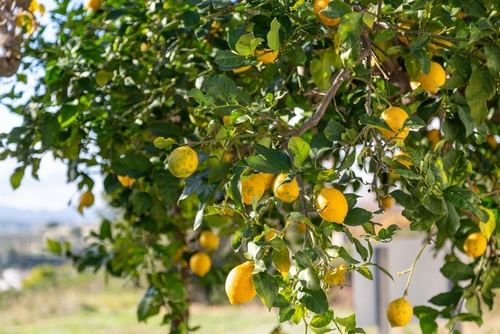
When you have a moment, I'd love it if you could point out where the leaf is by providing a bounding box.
[465,67,496,125]
[324,119,346,141]
[10,166,25,190]
[343,207,372,226]
[193,202,205,231]
[368,262,394,282]
[204,75,238,103]
[245,155,281,174]
[436,202,460,238]
[322,0,351,18]
[353,239,368,261]
[212,0,231,9]
[484,45,500,79]
[443,186,488,221]
[133,192,153,215]
[235,35,265,57]
[410,205,442,231]
[208,162,231,183]
[440,262,474,281]
[446,313,483,329]
[253,144,292,171]
[112,154,152,179]
[297,288,329,314]
[298,267,321,290]
[310,49,336,91]
[267,18,281,51]
[279,307,295,322]
[359,114,392,132]
[338,246,360,264]
[462,0,485,17]
[469,23,493,44]
[479,207,496,240]
[289,137,310,169]
[137,286,159,322]
[403,116,425,129]
[39,116,60,148]
[457,105,474,138]
[335,313,356,332]
[356,266,373,280]
[465,294,482,317]
[253,271,279,310]
[292,304,305,324]
[410,32,431,52]
[153,137,177,149]
[428,290,462,307]
[46,238,62,255]
[311,309,334,328]
[480,266,500,302]
[285,43,306,65]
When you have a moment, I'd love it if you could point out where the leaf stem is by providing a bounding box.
[403,227,434,297]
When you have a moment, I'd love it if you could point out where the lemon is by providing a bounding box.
[313,0,340,26]
[380,107,410,141]
[381,195,393,209]
[428,30,453,55]
[463,232,487,258]
[200,231,220,252]
[168,146,198,178]
[233,65,251,73]
[273,173,299,203]
[259,172,276,190]
[418,61,446,94]
[297,223,307,233]
[272,247,291,278]
[78,190,95,213]
[427,129,440,149]
[393,151,413,168]
[241,173,266,205]
[387,297,413,327]
[190,252,211,277]
[255,48,279,64]
[84,0,101,11]
[172,245,188,267]
[264,231,276,241]
[397,23,412,46]
[222,115,231,125]
[225,261,257,304]
[323,264,347,285]
[487,135,498,150]
[117,175,135,187]
[315,187,348,224]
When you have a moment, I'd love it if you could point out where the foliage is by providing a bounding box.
[2,0,500,333]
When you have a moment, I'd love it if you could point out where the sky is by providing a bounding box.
[0,0,105,215]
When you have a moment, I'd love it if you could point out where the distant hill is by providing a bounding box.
[0,205,101,233]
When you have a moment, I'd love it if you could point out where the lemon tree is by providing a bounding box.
[3,0,500,333]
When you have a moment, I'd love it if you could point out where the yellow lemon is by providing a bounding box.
[428,30,453,55]
[381,195,393,209]
[264,231,276,241]
[298,223,307,233]
[463,232,487,258]
[313,0,341,26]
[393,151,413,168]
[418,61,446,94]
[172,245,188,267]
[189,252,211,277]
[255,48,280,64]
[222,115,231,125]
[78,190,95,213]
[380,107,409,141]
[241,173,266,205]
[397,23,412,46]
[273,173,300,203]
[225,261,257,304]
[387,297,413,327]
[259,172,276,190]
[315,187,348,224]
[168,146,198,178]
[200,231,220,252]
[233,65,251,73]
[117,175,135,187]
[487,135,498,150]
[84,0,101,11]
[427,129,440,149]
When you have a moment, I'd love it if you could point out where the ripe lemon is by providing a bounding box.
[427,129,440,149]
[255,48,279,64]
[190,252,211,277]
[222,115,231,125]
[168,146,198,178]
[200,231,220,252]
[315,187,348,224]
[117,175,135,187]
[233,65,251,73]
[487,135,498,150]
[380,107,409,141]
[324,264,347,285]
[241,173,266,205]
[463,232,488,258]
[264,231,276,241]
[273,173,299,203]
[172,245,188,267]
[313,0,340,26]
[84,0,101,11]
[428,30,453,55]
[393,151,413,168]
[259,172,276,190]
[78,190,95,213]
[387,297,413,327]
[272,247,291,278]
[225,261,257,304]
[418,61,446,94]
[381,195,393,209]
[298,223,307,233]
[397,23,412,46]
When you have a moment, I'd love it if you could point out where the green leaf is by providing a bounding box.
[246,155,281,174]
[442,54,472,89]
[133,192,153,215]
[404,54,421,79]
[485,45,500,79]
[480,266,500,302]
[411,205,442,231]
[205,75,239,103]
[393,169,421,180]
[457,105,474,138]
[368,262,394,282]
[212,0,231,9]
[343,207,372,226]
[253,144,292,171]
[356,266,373,280]
[443,150,472,185]
[440,261,474,281]
[100,220,112,240]
[285,43,307,65]
[338,12,363,43]
[153,137,177,149]
[335,313,356,332]
[39,116,60,148]
[465,294,482,317]
[112,154,152,179]
[311,48,336,91]
[446,313,483,328]
[208,162,231,183]
[338,246,360,264]
[359,114,392,132]
[436,202,460,238]
[137,286,159,322]
[410,32,431,52]
[253,271,279,310]
[324,119,346,141]
[414,49,431,75]
[156,171,180,206]
[10,166,25,190]
[279,307,295,322]
[289,137,310,169]
[390,189,417,210]
[469,23,493,44]
[443,185,487,221]
[46,238,62,255]
[466,67,496,125]
[267,18,281,51]
[353,239,368,261]
[235,35,265,57]
[373,30,396,42]
[419,315,438,334]
[322,0,351,18]
[311,309,334,328]
[404,116,425,129]
[292,304,305,324]
[297,288,329,314]
[298,267,321,290]
[462,0,485,17]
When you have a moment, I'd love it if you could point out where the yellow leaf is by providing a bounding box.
[480,207,496,240]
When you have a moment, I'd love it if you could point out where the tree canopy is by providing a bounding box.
[2,0,500,333]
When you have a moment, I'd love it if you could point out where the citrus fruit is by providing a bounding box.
[487,135,498,150]
[393,151,413,168]
[428,30,453,55]
[255,48,279,64]
[315,187,348,224]
[241,173,266,205]
[84,0,101,11]
[313,0,340,26]
[168,146,198,178]
[117,175,135,187]
[189,252,211,277]
[272,247,291,278]
[172,245,188,267]
[273,173,299,203]
[222,115,231,125]
[387,297,413,327]
[225,261,257,304]
[233,65,251,73]
[418,61,446,94]
[264,231,276,241]
[260,172,276,190]
[323,264,347,285]
[463,232,487,258]
[380,107,410,141]
[200,231,220,252]
[381,195,393,209]
[298,223,307,233]
[78,190,95,213]
[397,23,412,46]
[427,129,440,149]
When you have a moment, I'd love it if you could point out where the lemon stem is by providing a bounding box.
[403,227,434,297]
